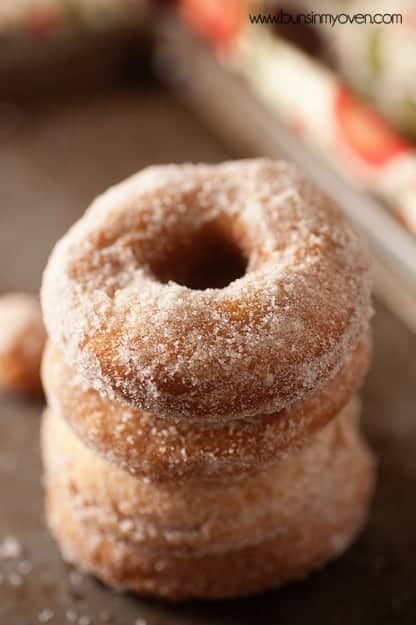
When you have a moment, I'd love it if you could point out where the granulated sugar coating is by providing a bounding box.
[42,401,375,599]
[42,400,370,557]
[41,159,372,422]
[39,158,376,601]
[42,338,371,482]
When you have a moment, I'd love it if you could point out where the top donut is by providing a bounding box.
[41,159,372,423]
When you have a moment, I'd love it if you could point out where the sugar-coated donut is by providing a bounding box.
[42,400,372,557]
[43,403,375,600]
[43,337,371,481]
[41,160,372,422]
[0,293,46,396]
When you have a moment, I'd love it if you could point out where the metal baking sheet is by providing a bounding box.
[1,87,416,625]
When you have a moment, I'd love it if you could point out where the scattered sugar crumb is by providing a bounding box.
[0,536,22,560]
[38,609,54,623]
[66,610,78,623]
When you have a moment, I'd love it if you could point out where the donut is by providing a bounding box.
[41,159,372,422]
[43,399,367,557]
[42,403,375,600]
[0,293,46,396]
[43,337,371,481]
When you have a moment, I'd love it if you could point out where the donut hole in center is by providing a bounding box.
[150,221,248,290]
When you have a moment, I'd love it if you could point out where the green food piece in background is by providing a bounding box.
[368,29,383,75]
[63,1,83,24]
[402,99,416,139]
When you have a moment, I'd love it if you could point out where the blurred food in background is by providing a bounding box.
[231,0,416,140]
[165,0,416,331]
[0,0,150,36]
[0,0,152,97]
[327,0,416,140]
[0,293,46,397]
[177,0,416,233]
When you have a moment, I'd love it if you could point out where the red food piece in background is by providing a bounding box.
[334,87,409,167]
[26,7,65,37]
[180,0,245,50]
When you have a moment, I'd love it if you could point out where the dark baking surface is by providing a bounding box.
[1,86,415,625]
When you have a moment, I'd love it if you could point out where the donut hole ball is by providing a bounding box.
[147,218,249,291]
[0,293,46,397]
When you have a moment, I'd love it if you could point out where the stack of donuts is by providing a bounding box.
[40,159,375,600]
